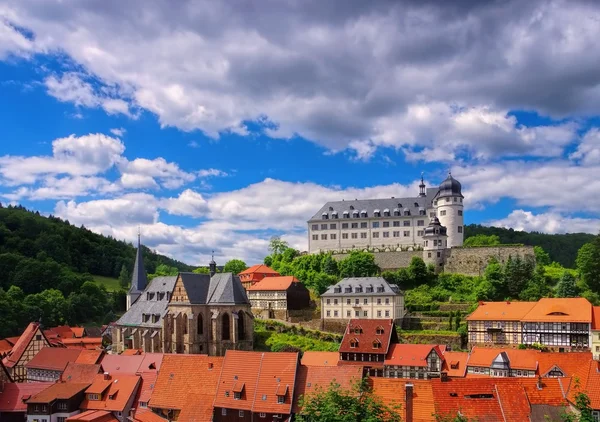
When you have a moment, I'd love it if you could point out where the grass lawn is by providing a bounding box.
[92,275,123,292]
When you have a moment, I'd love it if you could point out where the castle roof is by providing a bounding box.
[436,173,463,198]
[321,277,401,297]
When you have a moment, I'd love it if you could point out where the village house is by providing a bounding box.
[79,373,141,422]
[0,382,54,422]
[26,382,90,422]
[247,276,311,319]
[238,265,280,289]
[592,306,600,360]
[383,344,445,379]
[25,347,82,382]
[466,347,539,378]
[338,319,398,377]
[2,322,51,382]
[441,351,469,378]
[321,277,405,322]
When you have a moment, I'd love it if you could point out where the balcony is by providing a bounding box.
[352,304,362,308]
[487,327,503,333]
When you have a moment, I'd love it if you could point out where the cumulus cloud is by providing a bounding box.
[570,128,600,166]
[2,0,599,158]
[118,157,196,189]
[487,210,600,234]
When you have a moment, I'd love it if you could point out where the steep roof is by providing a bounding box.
[467,347,539,371]
[149,354,223,421]
[117,276,177,328]
[177,272,250,305]
[76,350,104,365]
[254,352,299,414]
[25,347,82,371]
[300,351,339,367]
[466,301,536,321]
[27,382,90,403]
[521,298,592,323]
[67,409,119,422]
[239,265,280,276]
[321,277,401,297]
[99,355,145,374]
[339,319,395,354]
[537,352,592,378]
[371,378,435,422]
[442,351,469,377]
[62,338,103,349]
[61,363,102,384]
[72,327,85,338]
[247,276,301,291]
[385,344,443,367]
[293,365,362,413]
[2,322,48,368]
[81,374,141,412]
[593,306,600,330]
[0,339,13,356]
[0,382,53,412]
[130,236,148,295]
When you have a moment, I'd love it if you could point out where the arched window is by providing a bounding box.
[183,314,188,335]
[197,314,203,335]
[222,313,231,341]
[237,311,245,340]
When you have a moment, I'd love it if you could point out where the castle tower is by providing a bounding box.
[127,231,148,310]
[434,172,464,248]
[422,217,448,272]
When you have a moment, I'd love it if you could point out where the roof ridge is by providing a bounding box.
[251,352,265,413]
[494,384,508,422]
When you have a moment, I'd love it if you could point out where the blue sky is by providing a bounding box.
[1,0,599,265]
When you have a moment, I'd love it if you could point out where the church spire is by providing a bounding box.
[209,251,217,277]
[419,172,426,197]
[130,229,148,294]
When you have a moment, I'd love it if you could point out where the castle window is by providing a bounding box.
[393,208,400,216]
[330,223,337,229]
[321,234,327,240]
[361,222,367,228]
[425,241,428,246]
[322,213,329,220]
[352,233,358,239]
[383,221,389,227]
[458,226,463,233]
[360,210,367,217]
[458,210,463,216]
[372,222,380,228]
[446,198,450,202]
[321,224,327,230]
[343,211,349,218]
[404,231,410,237]
[403,220,411,226]
[312,235,318,240]
[374,209,380,217]
[342,223,348,229]
[312,224,318,230]
[384,209,390,216]
[373,232,379,238]
[393,231,400,237]
[342,233,348,239]
[383,232,389,238]
[417,220,424,226]
[222,314,231,341]
[417,230,424,236]
[331,234,337,240]
[454,197,457,202]
[437,252,441,258]
[440,210,446,216]
[332,212,338,219]
[352,223,358,229]
[361,233,367,239]
[353,210,359,218]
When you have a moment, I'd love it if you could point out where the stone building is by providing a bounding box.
[162,262,253,356]
[247,276,311,319]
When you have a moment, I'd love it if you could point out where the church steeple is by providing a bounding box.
[127,228,148,310]
[419,172,426,197]
[209,251,217,277]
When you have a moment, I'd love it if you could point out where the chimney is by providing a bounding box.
[537,376,543,390]
[441,372,449,382]
[506,301,511,305]
[405,383,414,422]
[103,372,111,381]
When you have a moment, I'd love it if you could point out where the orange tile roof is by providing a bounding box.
[81,373,141,412]
[99,355,145,374]
[0,382,54,412]
[25,347,82,371]
[537,352,592,378]
[442,351,469,377]
[213,351,299,415]
[593,307,600,330]
[50,325,76,338]
[134,409,167,422]
[567,359,600,409]
[521,298,592,323]
[466,301,536,321]
[61,363,102,384]
[339,319,395,355]
[494,381,531,422]
[135,373,157,406]
[247,276,300,291]
[238,264,280,276]
[137,353,164,373]
[2,322,47,368]
[149,354,223,421]
[5,336,20,345]
[27,382,90,403]
[76,350,104,365]
[516,378,567,406]
[292,364,362,413]
[370,378,435,422]
[62,337,103,349]
[300,351,339,367]
[122,349,143,356]
[0,339,13,355]
[72,327,85,338]
[385,344,443,367]
[467,347,539,371]
[67,409,119,422]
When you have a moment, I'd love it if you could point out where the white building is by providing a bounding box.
[320,277,405,322]
[307,173,464,253]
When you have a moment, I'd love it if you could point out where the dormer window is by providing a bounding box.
[322,212,329,220]
[350,339,359,348]
[374,209,380,217]
[377,286,385,293]
[88,394,100,401]
[355,286,362,293]
[345,287,352,293]
[349,205,354,210]
[353,210,359,218]
[403,209,410,216]
[376,327,384,335]
[366,286,373,293]
[234,392,241,400]
[450,362,459,370]
[383,209,390,216]
[393,208,400,216]
[329,206,334,211]
[343,211,349,219]
[372,340,381,349]
[334,287,342,293]
[360,210,367,217]
[277,395,285,404]
[353,327,362,335]
[332,211,338,219]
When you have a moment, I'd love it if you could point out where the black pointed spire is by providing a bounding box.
[130,229,148,294]
[209,250,217,277]
[419,172,426,197]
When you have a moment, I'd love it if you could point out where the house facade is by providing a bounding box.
[247,276,311,319]
[2,322,51,382]
[321,277,405,322]
[26,382,89,422]
[466,348,538,378]
[80,373,141,422]
[26,348,82,383]
[383,344,445,379]
[592,306,600,360]
[238,265,280,289]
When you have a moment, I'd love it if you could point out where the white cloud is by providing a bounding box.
[120,173,159,189]
[110,127,126,137]
[118,157,196,189]
[197,168,228,178]
[570,128,600,166]
[487,210,600,234]
[188,140,200,148]
[161,189,208,218]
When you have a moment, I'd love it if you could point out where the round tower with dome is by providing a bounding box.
[433,172,464,248]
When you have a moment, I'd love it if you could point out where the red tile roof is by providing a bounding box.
[25,347,82,371]
[521,298,592,323]
[339,319,395,355]
[247,276,300,291]
[517,378,567,406]
[150,354,223,422]
[385,344,443,367]
[0,340,13,356]
[135,373,157,406]
[494,381,531,422]
[122,349,143,356]
[213,350,299,415]
[371,378,435,422]
[300,351,339,367]
[593,306,600,330]
[292,365,363,413]
[27,382,90,403]
[467,347,539,371]
[2,322,48,368]
[61,363,102,384]
[137,353,164,373]
[49,325,76,339]
[442,351,469,377]
[99,355,145,374]
[62,338,103,349]
[134,409,167,422]
[467,301,536,321]
[239,264,280,276]
[67,409,119,422]
[72,327,86,338]
[537,352,592,378]
[81,373,141,412]
[76,350,104,365]
[0,382,53,412]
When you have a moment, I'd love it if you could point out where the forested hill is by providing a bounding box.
[0,204,193,291]
[465,224,596,268]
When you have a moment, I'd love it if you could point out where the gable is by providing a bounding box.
[171,275,189,303]
[15,327,50,367]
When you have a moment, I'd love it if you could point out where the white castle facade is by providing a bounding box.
[307,173,464,261]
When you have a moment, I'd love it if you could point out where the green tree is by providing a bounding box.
[557,271,578,298]
[534,246,551,266]
[484,259,505,299]
[576,237,600,292]
[223,259,247,275]
[338,251,380,278]
[504,256,535,298]
[322,254,339,276]
[448,311,453,330]
[408,256,431,287]
[118,264,130,289]
[269,236,289,255]
[192,267,210,274]
[296,380,402,422]
[148,264,178,279]
[463,234,501,247]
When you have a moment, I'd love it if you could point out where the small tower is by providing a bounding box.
[209,251,217,277]
[434,172,464,248]
[419,172,426,197]
[127,230,148,310]
[422,217,448,272]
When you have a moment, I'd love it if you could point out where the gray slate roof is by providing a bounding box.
[178,272,250,305]
[129,239,148,294]
[117,276,177,328]
[321,277,402,297]
[309,188,439,222]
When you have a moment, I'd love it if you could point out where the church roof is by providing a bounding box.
[178,272,249,305]
[129,236,148,295]
[309,188,438,221]
[117,276,177,328]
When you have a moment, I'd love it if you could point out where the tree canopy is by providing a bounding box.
[223,259,247,274]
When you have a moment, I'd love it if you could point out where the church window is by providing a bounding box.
[222,314,231,340]
[198,315,203,335]
[238,311,245,340]
[183,314,188,334]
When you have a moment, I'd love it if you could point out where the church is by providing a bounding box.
[113,239,253,355]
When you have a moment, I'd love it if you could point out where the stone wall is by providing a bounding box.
[443,245,536,277]
[333,250,422,271]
